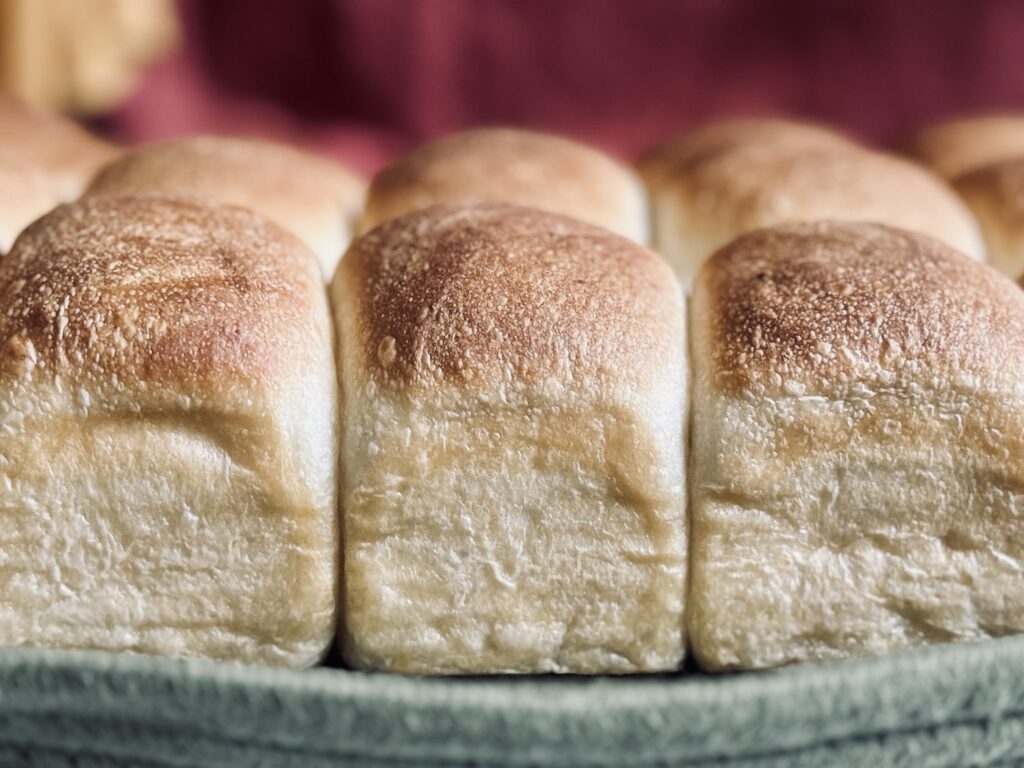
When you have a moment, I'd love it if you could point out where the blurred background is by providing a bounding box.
[3,0,1024,174]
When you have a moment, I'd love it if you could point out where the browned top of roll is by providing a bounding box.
[0,92,119,197]
[0,196,326,392]
[906,114,1024,180]
[339,202,681,390]
[359,128,646,240]
[694,221,1024,394]
[638,117,859,186]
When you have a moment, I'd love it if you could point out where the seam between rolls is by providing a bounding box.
[683,290,696,662]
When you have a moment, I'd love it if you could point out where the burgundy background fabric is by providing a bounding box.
[108,0,1024,174]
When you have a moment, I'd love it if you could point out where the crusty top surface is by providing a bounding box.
[0,92,118,187]
[0,195,325,392]
[339,202,682,390]
[907,114,1024,180]
[637,117,859,188]
[84,135,365,212]
[695,221,1024,394]
[361,128,641,232]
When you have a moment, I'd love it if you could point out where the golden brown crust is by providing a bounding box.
[696,221,1024,394]
[0,196,325,390]
[906,114,1024,179]
[637,117,859,189]
[360,128,645,238]
[0,92,119,195]
[339,202,680,389]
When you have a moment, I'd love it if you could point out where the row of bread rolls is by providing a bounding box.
[3,95,1024,674]
[5,98,1024,287]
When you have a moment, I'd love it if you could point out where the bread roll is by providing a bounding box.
[333,203,686,674]
[359,128,648,243]
[0,93,116,250]
[0,156,60,254]
[0,196,338,666]
[689,221,1024,671]
[638,117,860,190]
[907,115,1024,180]
[83,136,366,278]
[641,121,984,286]
[953,158,1024,279]
[0,92,118,199]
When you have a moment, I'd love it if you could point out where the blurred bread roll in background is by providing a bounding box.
[334,203,685,674]
[0,196,338,666]
[0,91,118,198]
[689,221,1024,671]
[0,92,118,251]
[640,119,983,286]
[359,128,648,243]
[83,136,366,279]
[954,158,1024,279]
[906,115,1024,180]
[0,156,60,253]
[0,92,119,196]
[638,117,860,190]
[0,0,177,114]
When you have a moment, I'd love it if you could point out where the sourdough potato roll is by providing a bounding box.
[0,196,338,667]
[83,136,366,278]
[689,221,1024,671]
[637,117,860,191]
[641,122,983,286]
[359,128,648,243]
[907,114,1024,180]
[334,203,686,674]
[954,158,1024,279]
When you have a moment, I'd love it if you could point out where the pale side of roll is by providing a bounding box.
[0,196,338,667]
[640,119,984,286]
[690,220,1024,671]
[359,128,649,243]
[333,202,686,674]
[83,136,366,279]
